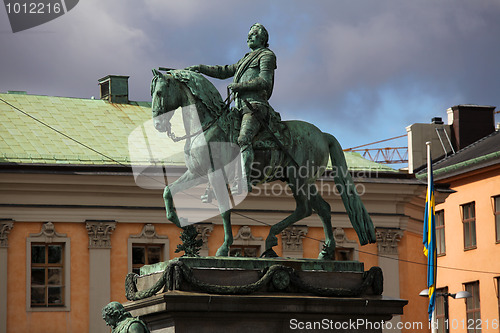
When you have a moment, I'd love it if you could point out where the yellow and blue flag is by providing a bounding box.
[423,155,437,321]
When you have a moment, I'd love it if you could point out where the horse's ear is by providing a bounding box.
[152,68,162,77]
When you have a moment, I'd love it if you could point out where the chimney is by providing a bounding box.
[447,105,495,150]
[406,118,454,173]
[98,75,129,104]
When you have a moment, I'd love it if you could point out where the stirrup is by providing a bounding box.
[201,183,214,203]
[230,182,242,195]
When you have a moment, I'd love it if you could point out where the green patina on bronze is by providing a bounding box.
[140,256,364,276]
[102,301,150,333]
[126,257,383,300]
[151,23,377,260]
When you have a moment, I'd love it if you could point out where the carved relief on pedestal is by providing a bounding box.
[376,228,404,255]
[282,225,308,258]
[86,221,116,249]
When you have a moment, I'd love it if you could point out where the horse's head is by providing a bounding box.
[151,69,183,132]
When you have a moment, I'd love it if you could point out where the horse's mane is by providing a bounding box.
[168,70,225,117]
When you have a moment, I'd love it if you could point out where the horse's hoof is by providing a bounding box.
[260,249,279,258]
[215,247,229,257]
[318,250,334,260]
[318,249,335,260]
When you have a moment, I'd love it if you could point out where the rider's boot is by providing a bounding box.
[230,156,243,195]
[237,112,261,193]
[240,146,254,193]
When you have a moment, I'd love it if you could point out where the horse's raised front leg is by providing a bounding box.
[207,170,233,256]
[163,170,205,228]
[263,180,312,257]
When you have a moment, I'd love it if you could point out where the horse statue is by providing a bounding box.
[151,69,376,259]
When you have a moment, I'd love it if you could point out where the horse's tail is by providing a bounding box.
[325,133,376,245]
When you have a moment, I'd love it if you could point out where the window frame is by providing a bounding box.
[127,224,169,274]
[435,287,448,333]
[231,226,265,257]
[496,277,500,324]
[464,281,481,333]
[493,196,500,244]
[30,243,65,307]
[26,222,70,312]
[462,202,477,250]
[435,210,446,256]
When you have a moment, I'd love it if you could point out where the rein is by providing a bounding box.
[166,118,217,142]
[167,90,233,142]
[154,69,232,143]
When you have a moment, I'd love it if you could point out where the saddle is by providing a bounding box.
[224,106,292,151]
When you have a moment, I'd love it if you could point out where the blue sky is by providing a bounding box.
[1,0,499,159]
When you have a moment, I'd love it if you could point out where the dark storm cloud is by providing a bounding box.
[1,0,499,149]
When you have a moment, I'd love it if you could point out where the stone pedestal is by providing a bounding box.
[123,258,407,333]
[126,292,406,333]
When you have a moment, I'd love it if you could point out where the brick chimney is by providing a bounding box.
[446,105,495,150]
[98,75,129,104]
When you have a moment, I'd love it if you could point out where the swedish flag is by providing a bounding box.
[423,146,437,321]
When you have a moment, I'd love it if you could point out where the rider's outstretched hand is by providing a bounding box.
[185,65,201,73]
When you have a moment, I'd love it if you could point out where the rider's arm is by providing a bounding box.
[186,64,236,80]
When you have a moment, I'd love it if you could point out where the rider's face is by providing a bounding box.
[247,27,265,50]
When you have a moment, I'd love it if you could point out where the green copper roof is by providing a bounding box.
[0,93,186,166]
[0,92,394,172]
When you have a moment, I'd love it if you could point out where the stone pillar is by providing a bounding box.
[0,221,13,333]
[86,221,116,333]
[281,225,308,258]
[376,228,404,333]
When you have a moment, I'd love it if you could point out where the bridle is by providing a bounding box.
[154,71,234,143]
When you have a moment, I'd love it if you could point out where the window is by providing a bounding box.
[26,222,70,311]
[230,226,265,257]
[494,196,500,243]
[435,287,448,333]
[127,224,169,274]
[464,281,481,333]
[230,245,260,257]
[30,243,65,307]
[496,277,500,322]
[462,203,477,250]
[132,244,163,274]
[436,210,446,256]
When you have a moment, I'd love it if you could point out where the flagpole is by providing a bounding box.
[427,142,432,193]
[431,310,438,333]
[427,141,438,333]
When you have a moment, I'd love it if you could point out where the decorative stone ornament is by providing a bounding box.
[86,221,117,249]
[30,221,66,243]
[376,228,404,255]
[0,221,13,248]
